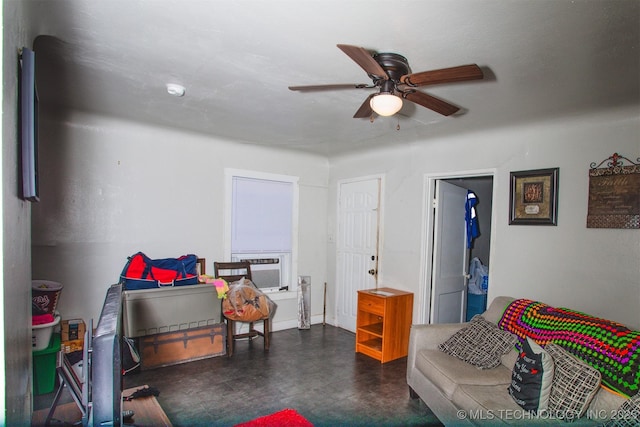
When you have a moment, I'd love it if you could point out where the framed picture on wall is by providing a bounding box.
[509,168,559,225]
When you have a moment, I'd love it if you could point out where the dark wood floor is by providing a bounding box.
[35,325,443,427]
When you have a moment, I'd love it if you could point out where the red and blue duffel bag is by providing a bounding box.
[120,252,199,290]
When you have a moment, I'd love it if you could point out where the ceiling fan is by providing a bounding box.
[289,44,484,118]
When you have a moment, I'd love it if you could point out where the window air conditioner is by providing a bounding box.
[231,253,288,292]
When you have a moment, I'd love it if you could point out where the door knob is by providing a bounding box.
[368,269,377,276]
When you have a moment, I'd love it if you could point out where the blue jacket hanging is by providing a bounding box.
[466,190,480,248]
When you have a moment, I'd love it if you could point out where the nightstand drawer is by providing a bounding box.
[358,293,384,315]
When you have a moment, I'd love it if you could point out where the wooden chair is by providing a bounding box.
[213,261,270,357]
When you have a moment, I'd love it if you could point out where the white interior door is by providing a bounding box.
[336,178,380,332]
[430,180,469,324]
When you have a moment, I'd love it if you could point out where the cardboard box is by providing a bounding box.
[61,339,84,354]
[61,318,86,341]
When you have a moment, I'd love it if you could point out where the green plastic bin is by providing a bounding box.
[33,333,60,395]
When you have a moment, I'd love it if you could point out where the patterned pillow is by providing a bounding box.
[604,393,640,427]
[508,337,555,412]
[546,343,601,421]
[439,315,518,369]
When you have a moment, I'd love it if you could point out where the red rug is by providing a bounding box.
[234,408,313,427]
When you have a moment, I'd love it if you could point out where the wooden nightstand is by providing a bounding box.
[356,287,413,363]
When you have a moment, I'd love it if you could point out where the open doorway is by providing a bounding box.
[420,171,495,324]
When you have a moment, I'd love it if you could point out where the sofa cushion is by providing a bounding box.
[502,347,519,370]
[546,343,601,421]
[603,393,640,427]
[454,384,587,426]
[439,314,518,369]
[482,296,516,324]
[508,337,555,412]
[416,349,512,399]
[454,383,521,412]
[587,388,628,421]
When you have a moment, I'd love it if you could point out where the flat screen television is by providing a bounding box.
[19,47,39,202]
[44,283,124,426]
[91,283,124,426]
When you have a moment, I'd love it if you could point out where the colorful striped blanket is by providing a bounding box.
[498,298,640,398]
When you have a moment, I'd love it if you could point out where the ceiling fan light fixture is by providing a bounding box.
[370,93,402,116]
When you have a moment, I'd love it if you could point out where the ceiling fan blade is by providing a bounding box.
[400,64,483,87]
[288,83,372,92]
[402,91,460,116]
[337,44,388,80]
[353,95,374,118]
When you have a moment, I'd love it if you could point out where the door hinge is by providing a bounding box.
[432,198,438,209]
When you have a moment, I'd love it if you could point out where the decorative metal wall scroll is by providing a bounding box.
[587,153,640,229]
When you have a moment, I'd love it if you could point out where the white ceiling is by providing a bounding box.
[27,0,640,156]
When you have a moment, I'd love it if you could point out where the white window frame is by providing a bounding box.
[224,168,299,293]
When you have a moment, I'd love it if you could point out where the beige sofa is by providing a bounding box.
[406,296,630,426]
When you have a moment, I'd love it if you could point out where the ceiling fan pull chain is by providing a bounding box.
[396,117,400,131]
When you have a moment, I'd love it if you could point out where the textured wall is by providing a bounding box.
[31,111,329,332]
[3,0,39,423]
[328,107,640,329]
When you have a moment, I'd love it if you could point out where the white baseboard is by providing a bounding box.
[234,314,335,334]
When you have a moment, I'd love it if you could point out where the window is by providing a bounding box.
[224,169,299,292]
